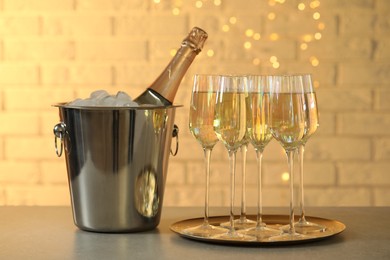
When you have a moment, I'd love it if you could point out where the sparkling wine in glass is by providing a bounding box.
[184,74,228,238]
[293,74,326,234]
[269,75,307,240]
[239,75,282,239]
[213,75,255,241]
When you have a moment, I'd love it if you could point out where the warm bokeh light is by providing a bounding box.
[310,0,321,9]
[270,56,278,63]
[268,12,276,20]
[172,8,180,15]
[222,24,230,32]
[207,49,215,57]
[298,3,306,10]
[310,56,320,66]
[244,41,252,49]
[245,29,254,37]
[314,80,320,88]
[229,16,237,24]
[268,0,276,7]
[282,172,290,182]
[303,34,313,42]
[195,1,203,8]
[300,43,308,50]
[315,32,322,40]
[270,33,279,41]
[253,33,261,40]
[170,49,177,56]
[318,22,325,30]
[270,55,280,68]
[252,58,261,65]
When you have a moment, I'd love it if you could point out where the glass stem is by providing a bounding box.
[240,144,248,222]
[228,149,237,234]
[203,148,212,226]
[255,148,264,228]
[299,144,306,223]
[286,150,295,234]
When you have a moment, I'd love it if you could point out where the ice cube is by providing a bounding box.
[68,98,95,106]
[114,91,136,106]
[90,90,109,100]
[101,96,117,106]
[79,98,96,106]
[124,101,139,107]
[67,98,82,106]
[116,91,132,101]
[67,90,139,107]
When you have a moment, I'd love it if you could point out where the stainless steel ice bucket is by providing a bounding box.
[53,104,179,233]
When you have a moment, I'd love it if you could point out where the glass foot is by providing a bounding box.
[295,219,327,233]
[238,225,282,240]
[220,217,256,230]
[182,223,228,238]
[267,230,308,241]
[281,219,326,234]
[214,229,256,241]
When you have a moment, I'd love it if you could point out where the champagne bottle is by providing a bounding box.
[134,27,208,106]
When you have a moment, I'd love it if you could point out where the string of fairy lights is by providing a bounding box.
[153,0,323,79]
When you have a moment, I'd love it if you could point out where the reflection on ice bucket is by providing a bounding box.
[53,104,179,233]
[135,165,159,217]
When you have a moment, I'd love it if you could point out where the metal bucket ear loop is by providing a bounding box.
[53,122,67,157]
[171,124,179,156]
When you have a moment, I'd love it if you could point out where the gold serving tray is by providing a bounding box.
[170,215,346,246]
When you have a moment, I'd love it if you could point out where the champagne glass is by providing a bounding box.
[220,137,257,230]
[184,74,228,237]
[269,75,307,240]
[213,75,254,241]
[239,75,282,239]
[293,74,326,234]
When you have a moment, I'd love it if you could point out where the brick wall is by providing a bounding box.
[0,0,389,207]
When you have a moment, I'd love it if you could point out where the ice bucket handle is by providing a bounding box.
[53,122,179,157]
[171,124,179,156]
[53,122,67,157]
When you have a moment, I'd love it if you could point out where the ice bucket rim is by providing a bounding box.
[52,102,182,111]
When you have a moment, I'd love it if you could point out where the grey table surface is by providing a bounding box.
[0,206,389,259]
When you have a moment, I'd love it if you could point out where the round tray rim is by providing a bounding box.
[170,214,346,246]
